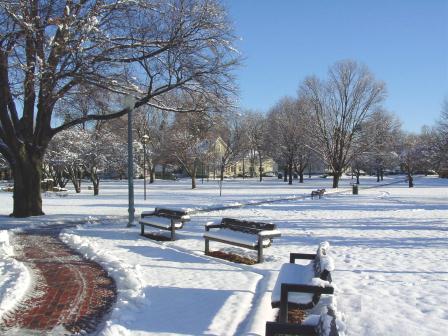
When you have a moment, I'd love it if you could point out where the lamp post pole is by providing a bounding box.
[143,142,146,200]
[142,134,150,201]
[126,96,135,227]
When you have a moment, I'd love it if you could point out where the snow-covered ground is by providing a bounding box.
[0,176,447,335]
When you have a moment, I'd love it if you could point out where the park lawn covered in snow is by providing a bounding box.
[0,176,447,335]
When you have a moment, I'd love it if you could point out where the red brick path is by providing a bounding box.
[0,226,116,334]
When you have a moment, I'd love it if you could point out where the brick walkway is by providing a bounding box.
[0,225,116,335]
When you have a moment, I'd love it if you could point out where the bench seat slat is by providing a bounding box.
[204,229,272,247]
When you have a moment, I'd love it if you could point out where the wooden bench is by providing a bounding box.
[271,242,334,323]
[266,306,340,336]
[140,208,190,241]
[311,188,326,199]
[204,218,281,263]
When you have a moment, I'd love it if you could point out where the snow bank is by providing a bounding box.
[0,230,31,318]
[318,241,335,272]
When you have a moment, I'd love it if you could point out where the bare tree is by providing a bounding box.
[267,97,312,184]
[45,128,90,193]
[419,125,446,175]
[437,98,448,176]
[169,111,212,189]
[301,60,386,188]
[361,109,401,181]
[0,0,239,217]
[242,111,268,181]
[133,108,173,183]
[209,113,246,195]
[441,98,448,137]
[398,133,425,188]
[213,114,245,179]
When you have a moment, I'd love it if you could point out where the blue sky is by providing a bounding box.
[223,0,448,132]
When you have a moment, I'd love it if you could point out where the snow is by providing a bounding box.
[0,230,31,319]
[0,175,447,335]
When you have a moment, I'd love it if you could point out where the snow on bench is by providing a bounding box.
[271,242,335,323]
[139,207,190,241]
[203,218,281,263]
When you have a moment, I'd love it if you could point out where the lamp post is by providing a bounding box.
[125,95,136,227]
[142,134,150,200]
[77,161,83,193]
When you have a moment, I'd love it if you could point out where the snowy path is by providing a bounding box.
[0,226,116,335]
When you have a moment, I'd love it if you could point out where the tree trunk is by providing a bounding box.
[283,166,287,182]
[376,168,380,182]
[408,172,413,188]
[332,173,340,188]
[380,168,384,181]
[356,172,360,184]
[70,169,81,193]
[93,180,99,195]
[259,156,263,182]
[220,164,225,181]
[90,170,100,196]
[11,151,44,217]
[191,170,197,189]
[149,165,155,183]
[296,164,304,183]
[288,163,293,185]
[78,169,83,192]
[73,179,81,193]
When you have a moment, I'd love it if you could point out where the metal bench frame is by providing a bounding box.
[204,218,281,263]
[140,207,190,241]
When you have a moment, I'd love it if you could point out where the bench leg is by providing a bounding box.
[205,238,210,255]
[256,236,264,263]
[170,226,175,241]
[140,224,144,236]
[279,286,289,323]
[257,246,263,263]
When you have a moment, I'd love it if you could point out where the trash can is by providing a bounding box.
[352,184,358,195]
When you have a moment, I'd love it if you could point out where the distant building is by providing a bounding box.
[196,137,278,178]
[231,155,277,177]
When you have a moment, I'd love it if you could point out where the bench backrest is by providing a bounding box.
[221,217,276,234]
[154,208,189,220]
[313,242,334,282]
